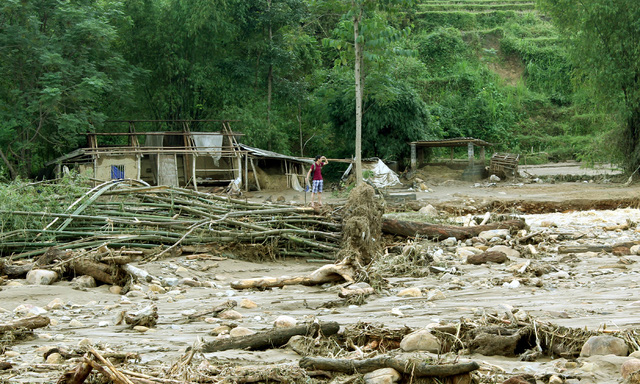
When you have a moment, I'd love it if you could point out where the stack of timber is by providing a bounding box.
[0,180,341,260]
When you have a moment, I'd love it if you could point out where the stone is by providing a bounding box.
[363,368,401,384]
[631,245,640,255]
[179,278,202,287]
[240,299,258,309]
[466,251,508,265]
[621,358,640,378]
[397,287,422,297]
[71,275,96,289]
[441,237,457,247]
[487,245,520,258]
[489,174,501,182]
[45,352,65,364]
[149,284,166,294]
[230,327,256,337]
[13,304,47,316]
[274,315,297,328]
[399,329,440,353]
[133,326,149,333]
[418,204,437,216]
[456,248,476,259]
[4,351,20,358]
[26,269,58,285]
[613,246,631,256]
[501,375,536,384]
[219,310,243,320]
[109,286,123,295]
[548,375,562,384]
[478,229,510,241]
[175,266,190,277]
[210,325,232,336]
[580,335,628,357]
[69,319,84,327]
[426,289,446,301]
[45,298,65,310]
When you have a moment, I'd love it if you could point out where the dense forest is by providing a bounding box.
[0,0,638,180]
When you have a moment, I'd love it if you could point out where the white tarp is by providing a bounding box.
[342,159,402,188]
[192,134,224,166]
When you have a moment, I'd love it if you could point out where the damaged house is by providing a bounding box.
[48,120,312,192]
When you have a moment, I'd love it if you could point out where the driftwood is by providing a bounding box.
[123,305,158,328]
[187,300,236,320]
[0,315,50,332]
[0,362,12,370]
[299,355,480,377]
[70,260,118,285]
[2,262,34,278]
[230,264,355,290]
[201,321,340,352]
[382,218,526,240]
[58,362,93,384]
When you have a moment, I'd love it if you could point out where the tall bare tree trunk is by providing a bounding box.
[354,8,363,186]
[0,147,16,180]
[266,0,273,151]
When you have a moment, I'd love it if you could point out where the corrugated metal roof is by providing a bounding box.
[238,144,313,164]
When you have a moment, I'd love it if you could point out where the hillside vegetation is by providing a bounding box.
[0,0,619,178]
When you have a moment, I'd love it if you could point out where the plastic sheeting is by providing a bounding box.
[342,159,402,188]
[192,134,224,166]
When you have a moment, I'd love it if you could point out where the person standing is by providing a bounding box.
[306,155,328,207]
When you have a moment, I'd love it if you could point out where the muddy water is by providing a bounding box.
[2,208,640,383]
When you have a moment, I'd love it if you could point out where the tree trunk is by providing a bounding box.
[0,315,50,332]
[354,8,363,186]
[299,356,479,377]
[0,147,16,180]
[382,218,526,240]
[201,321,340,352]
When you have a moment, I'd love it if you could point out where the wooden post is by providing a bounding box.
[410,143,417,171]
[244,153,249,192]
[250,157,261,191]
[136,156,141,181]
[192,154,197,192]
[450,147,454,163]
[468,142,475,167]
[480,146,486,165]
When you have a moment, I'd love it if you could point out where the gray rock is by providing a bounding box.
[418,204,438,216]
[478,229,510,241]
[363,368,401,384]
[26,269,58,285]
[71,275,96,289]
[621,358,640,378]
[580,335,628,357]
[487,245,520,258]
[400,329,440,353]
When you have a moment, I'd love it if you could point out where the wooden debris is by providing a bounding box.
[201,321,340,352]
[230,263,355,290]
[466,251,509,265]
[187,300,237,320]
[299,355,480,377]
[0,315,50,333]
[382,218,526,240]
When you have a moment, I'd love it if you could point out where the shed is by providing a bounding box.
[410,137,492,171]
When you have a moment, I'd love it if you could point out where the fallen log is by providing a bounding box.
[201,321,340,352]
[382,218,526,240]
[299,355,479,377]
[70,260,118,285]
[0,315,50,333]
[2,262,34,278]
[230,264,354,290]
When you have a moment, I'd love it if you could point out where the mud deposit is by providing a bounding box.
[3,169,640,384]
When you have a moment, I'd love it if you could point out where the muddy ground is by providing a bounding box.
[2,162,640,383]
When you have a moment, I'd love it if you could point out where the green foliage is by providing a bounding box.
[0,173,88,235]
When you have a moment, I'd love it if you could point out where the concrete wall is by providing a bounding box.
[96,156,138,180]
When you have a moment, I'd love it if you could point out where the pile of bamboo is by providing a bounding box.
[0,181,341,260]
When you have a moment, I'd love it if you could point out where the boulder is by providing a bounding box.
[363,368,401,384]
[26,269,58,285]
[487,245,520,258]
[621,358,640,378]
[478,229,510,241]
[274,315,297,328]
[580,335,628,357]
[397,287,422,298]
[466,251,509,265]
[399,329,440,353]
[72,275,96,289]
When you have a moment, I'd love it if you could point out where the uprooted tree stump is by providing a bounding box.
[231,184,383,290]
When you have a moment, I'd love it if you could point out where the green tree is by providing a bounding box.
[537,0,640,171]
[322,0,414,184]
[0,0,136,178]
